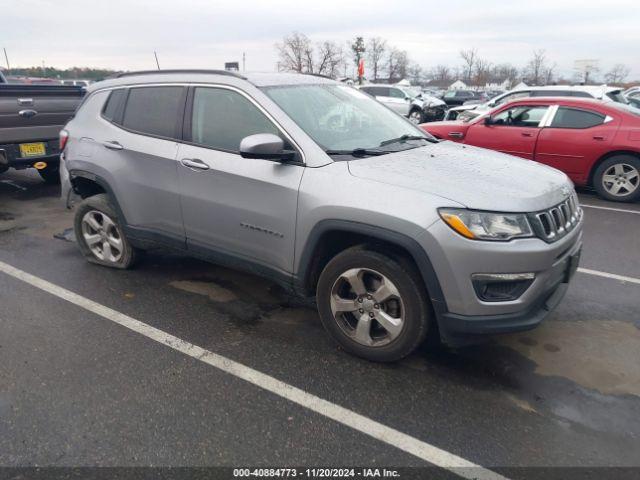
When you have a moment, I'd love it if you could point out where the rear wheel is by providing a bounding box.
[316,247,431,362]
[74,194,137,269]
[593,155,640,202]
[38,164,60,185]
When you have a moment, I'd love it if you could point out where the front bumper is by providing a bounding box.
[420,215,583,346]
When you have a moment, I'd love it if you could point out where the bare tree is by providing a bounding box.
[366,37,387,81]
[276,32,312,73]
[605,64,631,85]
[408,64,423,85]
[387,48,409,82]
[543,63,557,85]
[459,49,478,82]
[525,49,548,85]
[490,63,519,86]
[473,58,492,87]
[427,64,453,86]
[316,41,344,78]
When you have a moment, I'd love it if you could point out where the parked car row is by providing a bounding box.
[358,84,447,124]
[421,97,640,202]
[444,85,628,121]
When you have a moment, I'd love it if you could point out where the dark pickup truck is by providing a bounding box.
[0,83,85,183]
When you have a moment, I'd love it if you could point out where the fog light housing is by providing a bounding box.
[471,273,535,302]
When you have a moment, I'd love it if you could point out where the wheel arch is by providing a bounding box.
[69,170,128,224]
[294,220,448,317]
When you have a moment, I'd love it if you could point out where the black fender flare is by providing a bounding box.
[294,219,448,317]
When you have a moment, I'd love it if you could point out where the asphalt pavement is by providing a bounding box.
[0,170,639,479]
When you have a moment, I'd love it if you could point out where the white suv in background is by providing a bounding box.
[445,85,628,121]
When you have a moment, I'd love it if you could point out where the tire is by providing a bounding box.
[38,164,61,185]
[408,109,424,125]
[593,155,640,202]
[74,194,137,269]
[316,246,431,362]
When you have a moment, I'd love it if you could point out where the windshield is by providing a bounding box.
[402,86,422,98]
[606,90,629,104]
[262,84,434,154]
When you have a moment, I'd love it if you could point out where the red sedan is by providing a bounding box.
[421,97,640,202]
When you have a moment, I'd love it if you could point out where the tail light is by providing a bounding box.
[59,129,69,151]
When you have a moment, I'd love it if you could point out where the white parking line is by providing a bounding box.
[0,260,506,480]
[578,268,640,285]
[580,204,640,215]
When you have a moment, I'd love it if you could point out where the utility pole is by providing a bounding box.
[3,48,10,70]
[242,52,246,72]
[154,51,160,70]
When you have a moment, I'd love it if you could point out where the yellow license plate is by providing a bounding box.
[19,142,46,157]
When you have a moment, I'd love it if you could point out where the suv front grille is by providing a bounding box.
[529,194,582,243]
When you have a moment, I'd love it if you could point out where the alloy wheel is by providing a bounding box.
[602,163,639,197]
[81,210,123,263]
[329,268,405,347]
[408,111,422,124]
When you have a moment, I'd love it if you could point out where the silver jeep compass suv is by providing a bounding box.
[60,70,583,362]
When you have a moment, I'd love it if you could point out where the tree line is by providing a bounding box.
[276,32,633,87]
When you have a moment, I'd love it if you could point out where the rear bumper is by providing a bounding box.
[0,141,60,172]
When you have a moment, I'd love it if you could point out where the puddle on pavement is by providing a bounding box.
[500,319,640,397]
[170,280,238,303]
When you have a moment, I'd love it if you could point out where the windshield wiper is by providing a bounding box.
[325,148,389,158]
[379,134,435,147]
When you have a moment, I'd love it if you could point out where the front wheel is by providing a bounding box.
[593,155,640,202]
[408,109,423,125]
[316,247,431,362]
[74,194,137,269]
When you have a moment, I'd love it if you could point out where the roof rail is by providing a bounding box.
[112,69,246,80]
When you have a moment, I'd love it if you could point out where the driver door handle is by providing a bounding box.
[181,158,210,171]
[102,140,123,150]
[521,132,534,138]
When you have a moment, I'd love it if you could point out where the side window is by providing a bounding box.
[493,106,549,127]
[571,91,592,98]
[190,87,280,152]
[122,86,184,138]
[102,89,126,122]
[373,87,390,97]
[550,107,605,129]
[389,88,405,99]
[360,87,374,95]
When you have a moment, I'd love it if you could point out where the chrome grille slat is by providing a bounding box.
[531,193,582,243]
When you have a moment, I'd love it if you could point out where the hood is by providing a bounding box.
[347,142,573,212]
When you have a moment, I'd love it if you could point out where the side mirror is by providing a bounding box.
[239,133,295,162]
[484,116,495,126]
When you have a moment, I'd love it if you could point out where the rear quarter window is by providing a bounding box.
[102,89,126,122]
[550,107,605,129]
[121,86,185,139]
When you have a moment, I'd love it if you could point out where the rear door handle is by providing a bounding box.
[102,141,123,150]
[448,132,464,138]
[180,158,210,171]
[521,132,534,137]
[593,135,606,141]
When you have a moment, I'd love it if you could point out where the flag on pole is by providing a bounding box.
[358,58,365,78]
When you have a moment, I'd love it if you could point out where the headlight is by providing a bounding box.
[439,208,533,241]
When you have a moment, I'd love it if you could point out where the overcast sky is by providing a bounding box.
[2,0,639,80]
